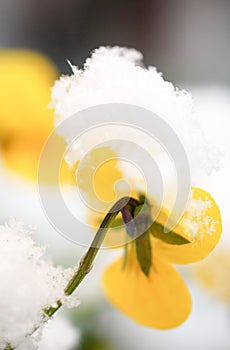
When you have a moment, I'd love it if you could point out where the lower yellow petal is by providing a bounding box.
[103,252,191,329]
[154,187,222,264]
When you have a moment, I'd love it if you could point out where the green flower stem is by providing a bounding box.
[45,196,140,318]
[4,345,13,350]
[121,205,136,236]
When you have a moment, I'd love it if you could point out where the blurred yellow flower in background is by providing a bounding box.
[0,49,69,182]
[103,188,222,329]
[192,247,230,303]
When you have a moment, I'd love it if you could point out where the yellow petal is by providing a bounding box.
[76,146,123,205]
[77,146,141,247]
[154,187,222,264]
[103,249,191,329]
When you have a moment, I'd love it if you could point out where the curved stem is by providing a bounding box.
[46,196,140,317]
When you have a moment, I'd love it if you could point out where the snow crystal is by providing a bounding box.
[37,315,80,350]
[0,219,78,350]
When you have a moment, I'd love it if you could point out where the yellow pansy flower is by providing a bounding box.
[0,49,69,182]
[71,146,221,328]
[103,188,222,329]
[48,46,223,329]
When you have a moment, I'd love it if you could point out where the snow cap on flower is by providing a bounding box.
[51,46,221,177]
[0,219,79,350]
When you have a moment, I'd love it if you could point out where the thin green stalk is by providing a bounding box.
[46,196,140,317]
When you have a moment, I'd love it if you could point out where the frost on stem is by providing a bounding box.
[0,219,79,350]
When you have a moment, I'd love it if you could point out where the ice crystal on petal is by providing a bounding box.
[182,195,218,240]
